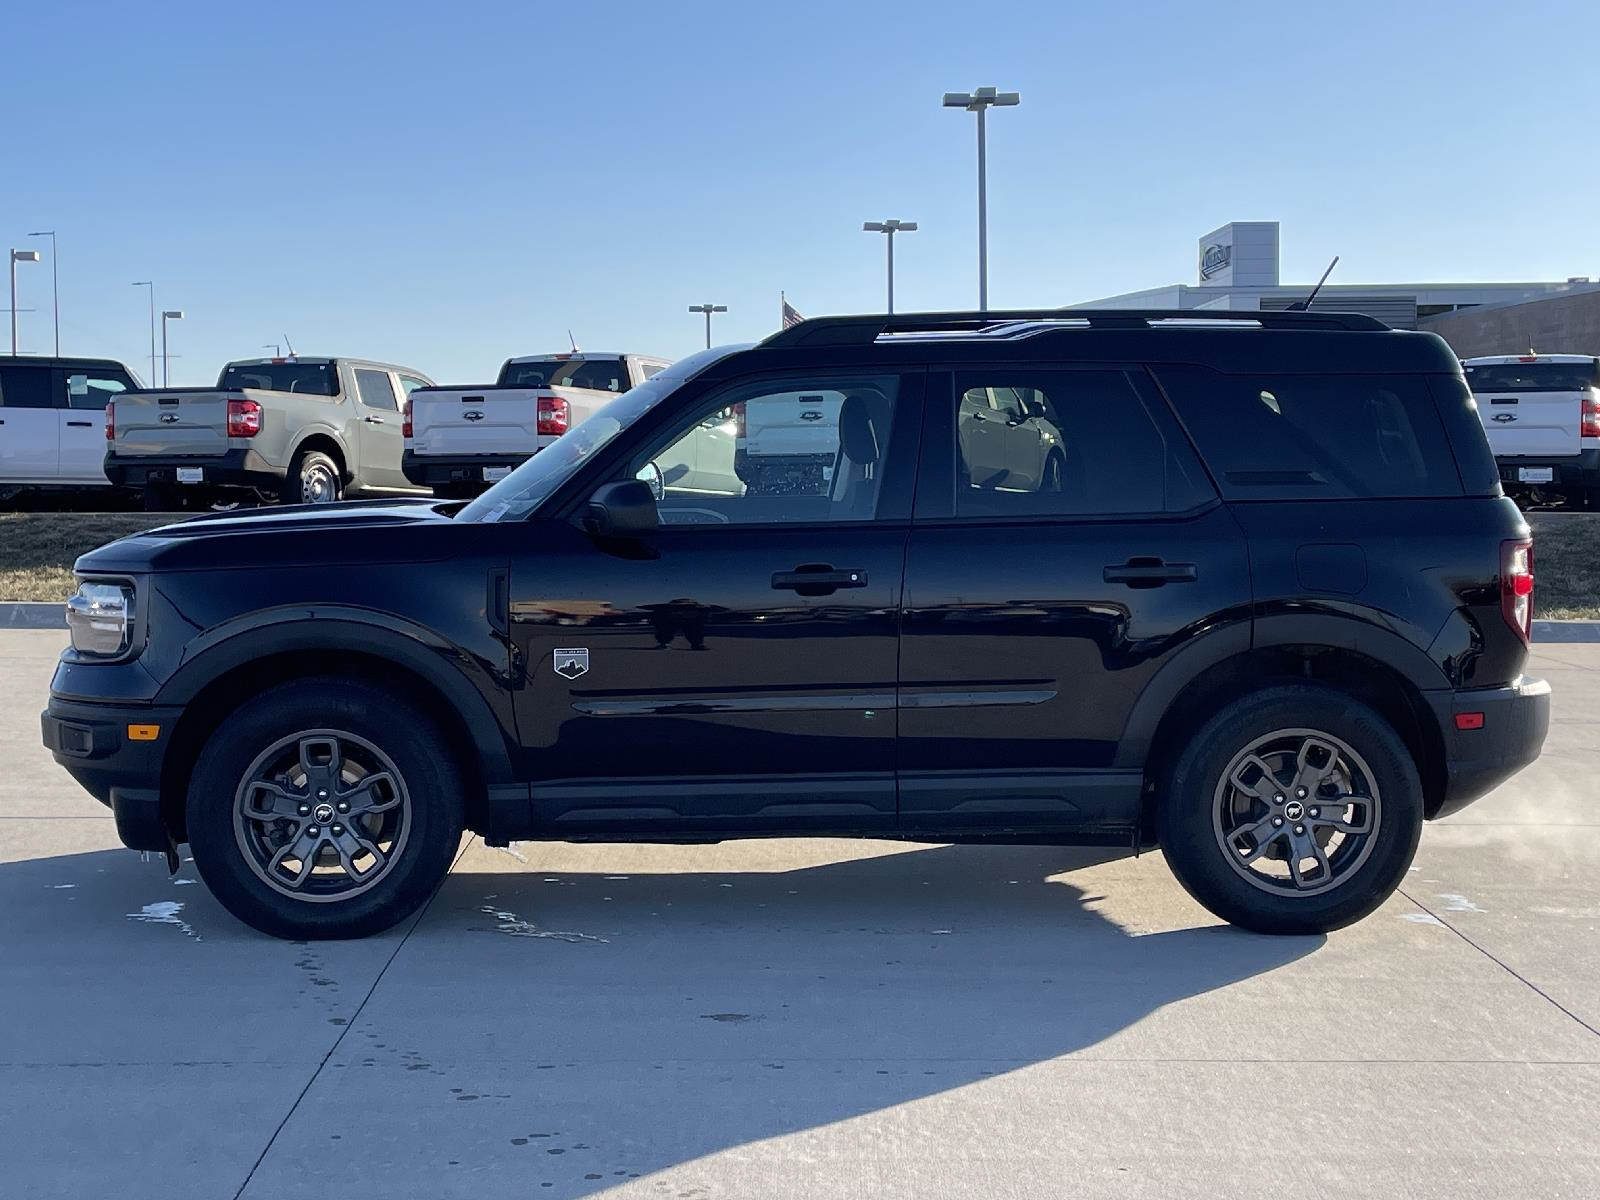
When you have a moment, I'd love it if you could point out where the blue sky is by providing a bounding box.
[6,0,1599,383]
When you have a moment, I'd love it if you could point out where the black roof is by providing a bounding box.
[709,308,1460,377]
[0,354,137,370]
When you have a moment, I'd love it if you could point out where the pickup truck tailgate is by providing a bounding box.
[1478,392,1581,458]
[113,390,231,456]
[411,389,540,456]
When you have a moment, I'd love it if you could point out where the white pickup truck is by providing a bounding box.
[1463,354,1600,508]
[402,353,669,497]
[0,355,140,505]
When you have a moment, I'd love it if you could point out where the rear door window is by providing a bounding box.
[944,369,1213,519]
[1153,367,1463,500]
[354,368,399,411]
[0,364,57,408]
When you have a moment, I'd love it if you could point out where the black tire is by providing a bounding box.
[1041,450,1065,494]
[186,677,465,939]
[1156,684,1423,934]
[282,450,343,505]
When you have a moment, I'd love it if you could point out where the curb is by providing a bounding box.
[0,603,65,630]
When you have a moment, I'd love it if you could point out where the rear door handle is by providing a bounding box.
[67,420,94,427]
[1103,559,1197,587]
[772,565,868,595]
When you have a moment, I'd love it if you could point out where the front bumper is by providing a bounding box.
[41,697,183,854]
[401,450,531,488]
[1494,448,1600,490]
[1427,675,1551,818]
[104,447,284,492]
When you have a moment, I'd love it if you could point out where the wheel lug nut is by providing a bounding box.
[1294,824,1306,836]
[1273,794,1285,805]
[1273,817,1284,827]
[332,824,344,836]
[1296,788,1308,799]
[1309,808,1320,818]
[317,790,329,799]
[307,825,320,837]
[337,801,349,813]
[298,805,310,816]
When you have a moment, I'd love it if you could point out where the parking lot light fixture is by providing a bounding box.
[863,220,918,314]
[161,311,184,387]
[27,232,58,355]
[9,249,40,355]
[132,282,156,387]
[942,86,1020,311]
[689,303,728,349]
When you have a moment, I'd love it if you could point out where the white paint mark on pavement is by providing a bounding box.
[478,904,607,944]
[127,901,200,939]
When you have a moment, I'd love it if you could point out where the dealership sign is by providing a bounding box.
[1199,242,1232,281]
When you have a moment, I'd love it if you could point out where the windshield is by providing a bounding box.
[1464,361,1600,393]
[499,356,631,392]
[458,376,680,523]
[219,361,340,396]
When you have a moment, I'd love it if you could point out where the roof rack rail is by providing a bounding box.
[760,306,1389,348]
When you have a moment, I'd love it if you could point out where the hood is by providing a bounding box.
[74,499,458,575]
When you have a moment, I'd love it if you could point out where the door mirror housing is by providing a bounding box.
[583,479,660,538]
[635,461,666,500]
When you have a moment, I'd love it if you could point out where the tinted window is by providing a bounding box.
[354,368,398,411]
[639,362,666,380]
[1155,367,1463,500]
[952,370,1212,518]
[0,364,56,408]
[64,371,130,410]
[1465,361,1600,393]
[634,375,900,526]
[501,357,629,391]
[398,374,430,396]
[219,362,339,395]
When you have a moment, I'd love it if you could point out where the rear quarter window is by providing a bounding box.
[1152,366,1464,500]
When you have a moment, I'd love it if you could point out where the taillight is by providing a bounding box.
[1501,538,1534,645]
[105,401,115,441]
[401,397,412,439]
[732,401,747,439]
[1582,393,1600,439]
[537,396,570,437]
[226,398,262,438]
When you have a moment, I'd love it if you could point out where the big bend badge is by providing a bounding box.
[553,648,590,680]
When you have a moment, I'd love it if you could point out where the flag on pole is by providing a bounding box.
[781,292,804,329]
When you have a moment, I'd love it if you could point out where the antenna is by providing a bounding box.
[1285,256,1339,311]
[283,333,297,358]
[567,329,580,354]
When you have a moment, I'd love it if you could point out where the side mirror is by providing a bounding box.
[635,461,665,500]
[583,479,660,538]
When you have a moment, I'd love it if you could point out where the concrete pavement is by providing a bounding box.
[2,628,1597,1198]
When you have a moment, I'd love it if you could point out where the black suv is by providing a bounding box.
[41,309,1551,940]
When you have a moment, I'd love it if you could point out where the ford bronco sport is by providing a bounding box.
[42,309,1550,940]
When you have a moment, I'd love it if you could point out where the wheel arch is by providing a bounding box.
[287,431,349,482]
[1118,616,1451,836]
[155,614,518,843]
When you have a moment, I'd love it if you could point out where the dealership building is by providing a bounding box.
[1079,222,1600,357]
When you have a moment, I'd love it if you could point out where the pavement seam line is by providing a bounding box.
[1399,885,1600,1043]
[229,834,478,1200]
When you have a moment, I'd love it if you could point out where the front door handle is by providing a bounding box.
[363,415,386,424]
[772,565,868,596]
[66,420,94,428]
[1103,559,1197,587]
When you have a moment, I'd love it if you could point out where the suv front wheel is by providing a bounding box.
[186,678,465,939]
[1157,684,1424,934]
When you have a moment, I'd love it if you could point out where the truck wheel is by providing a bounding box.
[1155,684,1423,934]
[185,678,465,939]
[283,450,343,505]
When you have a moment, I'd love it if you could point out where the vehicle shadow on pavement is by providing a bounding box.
[1,842,1323,1199]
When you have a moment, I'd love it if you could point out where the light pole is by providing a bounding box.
[264,344,281,357]
[27,232,58,355]
[942,86,1020,311]
[161,311,184,386]
[688,303,727,349]
[863,220,917,313]
[132,282,156,386]
[9,249,40,355]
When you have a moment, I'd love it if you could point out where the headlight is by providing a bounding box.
[66,580,136,658]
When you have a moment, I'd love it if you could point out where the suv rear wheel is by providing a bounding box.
[1156,684,1423,934]
[186,678,464,939]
